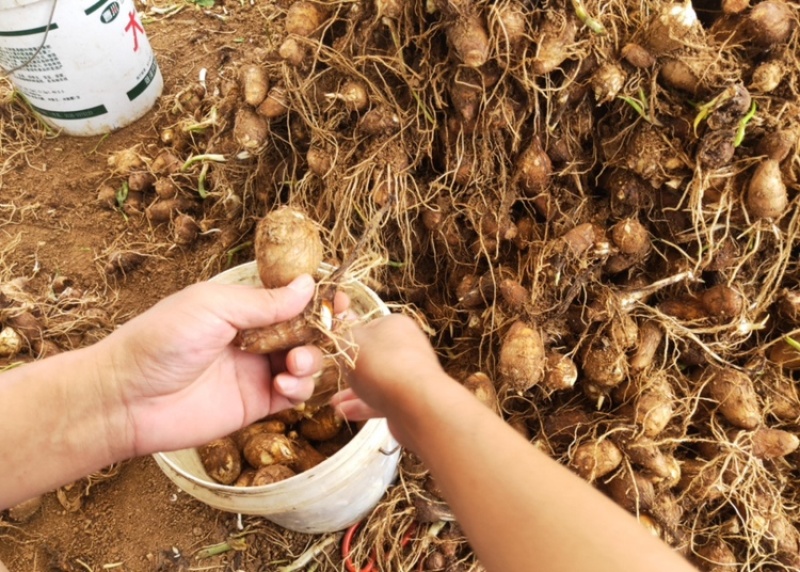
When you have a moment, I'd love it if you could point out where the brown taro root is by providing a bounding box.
[513,136,552,197]
[532,14,576,74]
[618,436,681,485]
[494,2,527,54]
[543,352,578,392]
[234,468,257,487]
[605,466,655,513]
[621,43,656,68]
[757,129,797,163]
[285,1,327,37]
[748,428,799,459]
[694,540,738,572]
[6,495,43,523]
[128,171,155,193]
[581,337,626,390]
[751,60,785,94]
[543,407,593,443]
[234,109,269,150]
[96,184,117,209]
[644,1,698,55]
[252,464,297,486]
[570,439,623,481]
[463,372,500,413]
[254,207,323,289]
[497,321,546,394]
[243,432,297,468]
[154,178,179,199]
[232,420,287,450]
[591,63,626,105]
[146,198,195,225]
[290,437,328,472]
[699,284,744,319]
[240,64,269,107]
[105,252,146,277]
[199,437,242,485]
[746,159,787,220]
[498,278,529,310]
[629,320,664,373]
[660,58,701,95]
[265,406,306,425]
[704,367,762,429]
[174,214,200,247]
[614,372,675,438]
[768,341,800,370]
[334,80,369,112]
[746,0,795,47]
[606,218,651,273]
[446,13,490,68]
[258,87,289,119]
[299,405,343,441]
[0,327,22,358]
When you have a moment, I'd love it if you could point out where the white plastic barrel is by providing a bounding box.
[0,0,163,135]
[153,262,402,534]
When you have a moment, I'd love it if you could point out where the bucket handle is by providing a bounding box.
[0,0,58,78]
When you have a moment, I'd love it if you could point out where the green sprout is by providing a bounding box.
[226,241,253,268]
[570,0,606,35]
[618,88,662,125]
[733,100,757,147]
[784,335,800,352]
[115,181,129,209]
[197,162,210,199]
[411,90,435,126]
[692,88,737,136]
[195,537,247,559]
[181,153,226,172]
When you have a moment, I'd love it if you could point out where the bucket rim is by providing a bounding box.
[153,417,392,493]
[0,0,45,12]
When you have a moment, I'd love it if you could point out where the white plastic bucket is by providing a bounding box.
[0,0,163,135]
[153,262,402,534]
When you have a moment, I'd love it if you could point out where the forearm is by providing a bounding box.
[393,377,697,572]
[0,344,129,509]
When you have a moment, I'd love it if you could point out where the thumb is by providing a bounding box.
[201,274,316,330]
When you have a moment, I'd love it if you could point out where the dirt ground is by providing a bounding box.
[1,3,346,571]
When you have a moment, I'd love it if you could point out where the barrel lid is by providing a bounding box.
[0,0,46,11]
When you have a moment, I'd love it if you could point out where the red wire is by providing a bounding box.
[342,521,376,572]
[342,521,418,572]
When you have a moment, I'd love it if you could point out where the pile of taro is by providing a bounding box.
[86,0,800,569]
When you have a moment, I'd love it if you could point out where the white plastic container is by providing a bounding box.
[0,0,163,135]
[153,262,401,534]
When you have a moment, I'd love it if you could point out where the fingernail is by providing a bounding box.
[288,274,314,292]
[293,349,312,373]
[276,376,299,394]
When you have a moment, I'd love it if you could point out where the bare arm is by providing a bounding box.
[0,346,125,508]
[334,314,697,572]
[0,277,324,509]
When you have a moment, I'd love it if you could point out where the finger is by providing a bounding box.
[273,373,315,406]
[333,291,350,316]
[285,346,323,377]
[330,387,359,406]
[333,396,383,421]
[197,274,316,331]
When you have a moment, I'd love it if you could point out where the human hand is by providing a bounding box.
[330,314,452,443]
[100,274,326,457]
